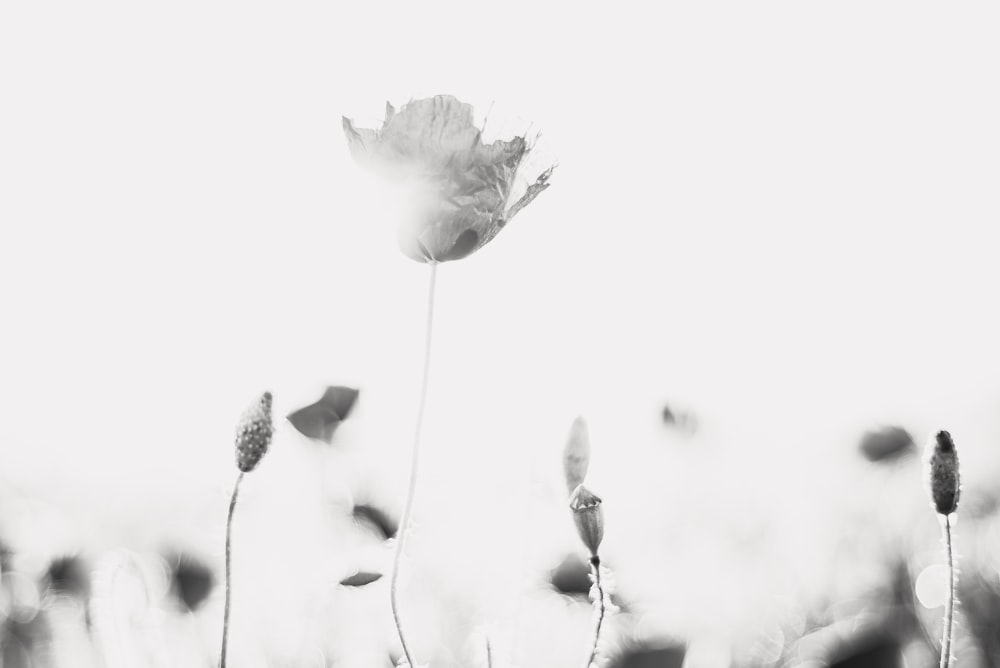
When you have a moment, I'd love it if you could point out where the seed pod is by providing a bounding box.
[235,392,274,472]
[569,484,604,558]
[926,430,960,515]
[563,417,591,494]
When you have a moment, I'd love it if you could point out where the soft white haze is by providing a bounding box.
[2,3,1000,663]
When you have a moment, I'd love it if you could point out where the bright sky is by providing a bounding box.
[2,0,1000,580]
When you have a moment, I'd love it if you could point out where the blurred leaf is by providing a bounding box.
[352,504,398,540]
[287,386,359,443]
[340,571,382,587]
[549,553,591,599]
[168,553,214,611]
[549,553,628,612]
[858,426,914,463]
[45,556,89,598]
[612,644,686,668]
[829,640,902,668]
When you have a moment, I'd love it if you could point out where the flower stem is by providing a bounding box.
[584,555,606,668]
[390,260,439,668]
[940,514,956,668]
[220,471,244,668]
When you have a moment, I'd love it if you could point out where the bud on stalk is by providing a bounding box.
[569,484,604,559]
[235,392,274,473]
[926,430,960,516]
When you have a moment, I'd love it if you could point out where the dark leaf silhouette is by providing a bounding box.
[352,504,398,540]
[45,555,89,598]
[549,553,593,598]
[829,639,902,668]
[549,553,628,612]
[339,571,383,587]
[287,386,359,443]
[661,403,698,434]
[168,553,214,611]
[612,644,686,668]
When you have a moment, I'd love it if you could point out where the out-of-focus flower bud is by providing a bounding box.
[235,392,274,473]
[563,416,591,494]
[569,484,604,559]
[926,430,960,516]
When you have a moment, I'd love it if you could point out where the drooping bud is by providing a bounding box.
[569,484,604,559]
[563,417,591,494]
[926,430,960,515]
[235,392,274,472]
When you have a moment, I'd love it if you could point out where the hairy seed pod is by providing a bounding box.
[235,392,274,472]
[926,430,960,515]
[563,416,591,494]
[569,484,604,558]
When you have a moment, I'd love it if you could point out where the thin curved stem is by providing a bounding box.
[940,514,956,668]
[390,260,439,668]
[584,556,606,668]
[220,471,244,668]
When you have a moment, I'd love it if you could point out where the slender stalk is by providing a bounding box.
[390,260,439,668]
[220,471,244,668]
[940,514,956,668]
[584,556,607,668]
[486,636,494,668]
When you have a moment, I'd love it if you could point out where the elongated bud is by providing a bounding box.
[563,417,591,494]
[569,484,604,558]
[235,392,274,472]
[926,430,960,515]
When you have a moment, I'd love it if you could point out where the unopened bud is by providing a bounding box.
[569,484,604,558]
[926,430,960,515]
[235,392,274,472]
[563,417,591,494]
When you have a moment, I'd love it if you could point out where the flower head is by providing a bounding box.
[343,95,554,263]
[235,392,274,472]
[926,430,961,516]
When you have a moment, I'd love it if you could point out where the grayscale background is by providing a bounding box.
[2,3,1000,667]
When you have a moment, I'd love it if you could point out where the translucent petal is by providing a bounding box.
[504,165,554,222]
[342,95,555,262]
[379,95,480,169]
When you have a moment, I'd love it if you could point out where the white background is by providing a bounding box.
[2,2,1000,664]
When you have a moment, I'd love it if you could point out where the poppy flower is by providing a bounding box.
[343,95,554,262]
